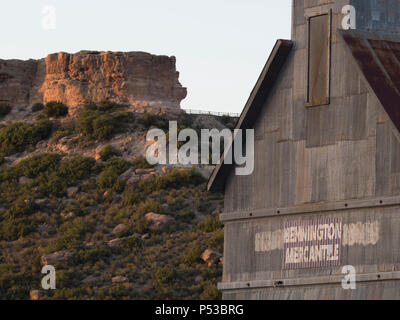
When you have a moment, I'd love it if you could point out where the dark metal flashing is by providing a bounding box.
[207,39,294,193]
[340,29,400,134]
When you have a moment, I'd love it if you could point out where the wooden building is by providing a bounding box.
[208,0,400,300]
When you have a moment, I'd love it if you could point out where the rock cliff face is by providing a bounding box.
[0,51,187,110]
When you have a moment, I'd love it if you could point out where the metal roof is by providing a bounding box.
[207,39,293,192]
[341,29,400,133]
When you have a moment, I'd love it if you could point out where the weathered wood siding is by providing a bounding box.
[222,0,400,299]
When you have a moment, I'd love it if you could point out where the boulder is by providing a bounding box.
[201,249,222,267]
[108,239,120,248]
[82,275,99,284]
[35,198,50,206]
[37,223,56,235]
[112,224,127,235]
[112,276,129,284]
[60,211,75,220]
[30,290,46,300]
[67,187,79,198]
[41,250,73,265]
[145,213,175,231]
[19,176,33,185]
[135,168,155,175]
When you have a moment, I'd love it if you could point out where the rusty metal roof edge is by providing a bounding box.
[207,39,294,193]
[340,29,400,136]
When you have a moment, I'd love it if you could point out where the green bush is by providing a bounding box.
[132,156,153,170]
[55,218,91,250]
[140,113,168,130]
[76,109,117,140]
[31,103,44,113]
[104,157,131,174]
[139,169,205,194]
[178,209,195,223]
[16,153,61,178]
[44,101,69,118]
[182,244,203,266]
[0,102,12,118]
[72,245,112,264]
[99,145,121,161]
[0,200,38,241]
[200,282,221,300]
[197,215,222,233]
[120,235,142,249]
[0,120,52,154]
[155,266,176,286]
[83,100,125,112]
[122,186,142,206]
[0,153,4,166]
[97,167,124,191]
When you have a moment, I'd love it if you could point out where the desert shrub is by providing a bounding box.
[98,100,126,111]
[120,235,142,249]
[57,156,100,181]
[122,186,142,206]
[104,157,131,174]
[178,209,195,223]
[50,122,75,143]
[182,243,203,266]
[196,215,222,233]
[200,282,221,300]
[76,109,117,140]
[83,100,126,112]
[55,271,83,289]
[139,169,205,194]
[55,218,91,250]
[136,200,162,216]
[0,218,36,241]
[207,229,224,251]
[0,120,52,154]
[99,145,121,161]
[72,245,112,264]
[132,156,153,170]
[196,198,213,213]
[11,154,99,198]
[16,153,62,178]
[44,101,68,118]
[139,112,168,130]
[0,200,38,240]
[31,103,44,113]
[155,266,176,286]
[131,213,150,234]
[0,103,12,118]
[97,167,124,192]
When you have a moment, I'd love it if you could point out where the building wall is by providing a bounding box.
[221,0,400,299]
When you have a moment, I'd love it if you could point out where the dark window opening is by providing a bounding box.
[307,13,331,107]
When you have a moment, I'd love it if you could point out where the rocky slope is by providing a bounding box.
[0,51,187,111]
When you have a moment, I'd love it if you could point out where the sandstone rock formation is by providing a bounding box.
[41,250,73,265]
[201,249,223,267]
[0,51,187,111]
[145,212,175,231]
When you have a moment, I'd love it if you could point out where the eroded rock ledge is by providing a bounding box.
[0,51,187,110]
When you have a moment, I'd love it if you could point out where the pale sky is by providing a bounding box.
[0,1,292,113]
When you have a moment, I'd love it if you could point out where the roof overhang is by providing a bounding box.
[207,39,293,192]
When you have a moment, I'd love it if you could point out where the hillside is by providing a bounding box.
[0,100,237,300]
